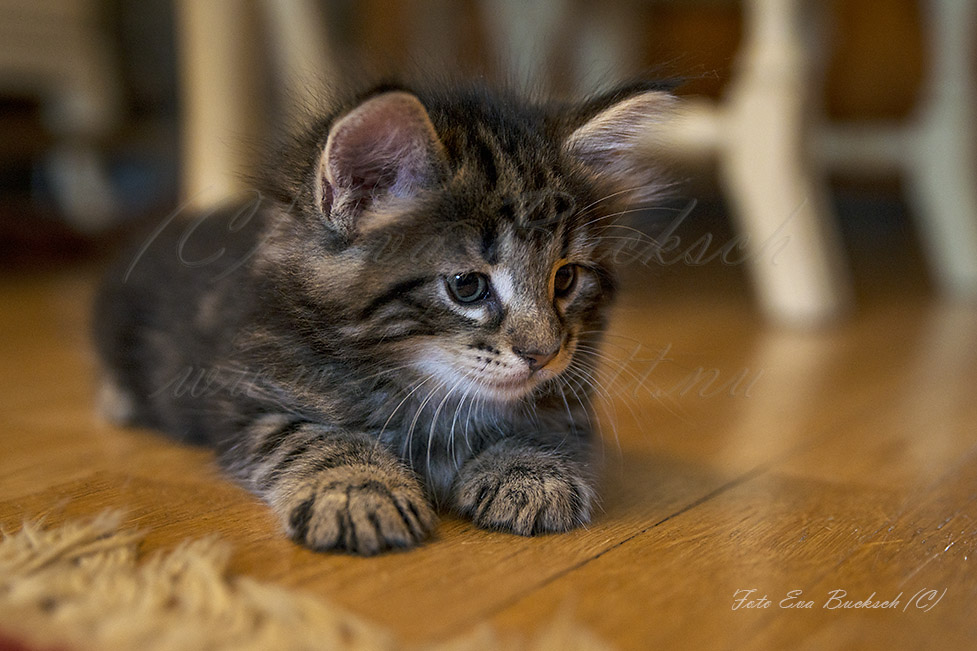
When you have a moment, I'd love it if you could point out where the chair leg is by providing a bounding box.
[479,0,569,92]
[259,0,336,118]
[906,0,977,296]
[175,0,266,209]
[720,0,851,325]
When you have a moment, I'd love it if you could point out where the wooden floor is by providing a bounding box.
[1,256,976,649]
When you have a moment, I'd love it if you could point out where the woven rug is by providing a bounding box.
[0,513,609,651]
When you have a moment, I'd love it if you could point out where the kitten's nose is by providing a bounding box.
[512,345,560,371]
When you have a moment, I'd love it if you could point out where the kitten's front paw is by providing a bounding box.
[271,464,437,555]
[453,448,595,536]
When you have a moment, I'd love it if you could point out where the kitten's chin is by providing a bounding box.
[477,368,562,403]
[476,376,537,403]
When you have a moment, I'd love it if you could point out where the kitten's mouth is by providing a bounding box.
[473,372,535,401]
[478,367,561,401]
[476,346,571,402]
[482,376,530,390]
[478,383,532,402]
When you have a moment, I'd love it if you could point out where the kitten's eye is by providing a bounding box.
[553,264,577,297]
[447,272,491,304]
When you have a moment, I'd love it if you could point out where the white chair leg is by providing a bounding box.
[479,0,569,92]
[720,0,850,325]
[175,0,265,209]
[259,0,336,118]
[906,0,977,296]
[570,0,641,93]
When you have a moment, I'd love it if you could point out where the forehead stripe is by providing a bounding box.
[476,140,499,186]
[480,220,500,265]
[560,217,572,258]
[360,276,434,319]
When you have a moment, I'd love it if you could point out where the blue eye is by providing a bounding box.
[447,273,491,304]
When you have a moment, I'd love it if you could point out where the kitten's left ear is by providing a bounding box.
[315,91,447,237]
[564,85,675,202]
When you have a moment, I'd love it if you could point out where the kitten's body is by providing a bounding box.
[95,82,670,554]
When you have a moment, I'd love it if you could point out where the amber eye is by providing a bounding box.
[553,264,577,297]
[447,273,491,304]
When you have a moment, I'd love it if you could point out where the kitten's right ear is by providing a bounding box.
[315,91,447,237]
[564,84,676,203]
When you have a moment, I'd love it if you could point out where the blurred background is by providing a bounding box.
[0,0,971,323]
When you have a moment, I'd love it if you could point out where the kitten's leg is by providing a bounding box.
[451,438,596,536]
[228,416,437,555]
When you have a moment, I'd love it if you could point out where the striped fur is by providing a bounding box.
[94,81,672,554]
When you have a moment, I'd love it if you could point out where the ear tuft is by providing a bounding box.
[315,91,446,236]
[565,90,675,203]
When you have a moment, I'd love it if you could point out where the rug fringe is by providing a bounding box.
[0,512,611,651]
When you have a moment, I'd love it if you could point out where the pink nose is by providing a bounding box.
[513,346,559,371]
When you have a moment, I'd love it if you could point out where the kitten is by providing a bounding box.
[94,81,672,555]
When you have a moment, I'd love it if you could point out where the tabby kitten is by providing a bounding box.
[94,81,671,555]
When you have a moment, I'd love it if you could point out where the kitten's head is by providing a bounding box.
[262,83,673,404]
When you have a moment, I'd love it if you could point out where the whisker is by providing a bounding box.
[427,373,470,474]
[377,375,434,445]
[565,364,626,451]
[560,369,613,463]
[403,379,447,469]
[573,185,647,217]
[449,376,481,466]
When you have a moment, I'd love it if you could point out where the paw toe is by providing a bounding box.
[277,467,436,555]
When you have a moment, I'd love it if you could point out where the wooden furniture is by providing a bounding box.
[818,0,977,297]
[484,0,977,325]
[174,0,335,210]
[661,0,977,325]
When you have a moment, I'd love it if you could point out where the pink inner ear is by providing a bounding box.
[320,92,445,220]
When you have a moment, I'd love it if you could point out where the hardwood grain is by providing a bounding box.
[1,265,974,650]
